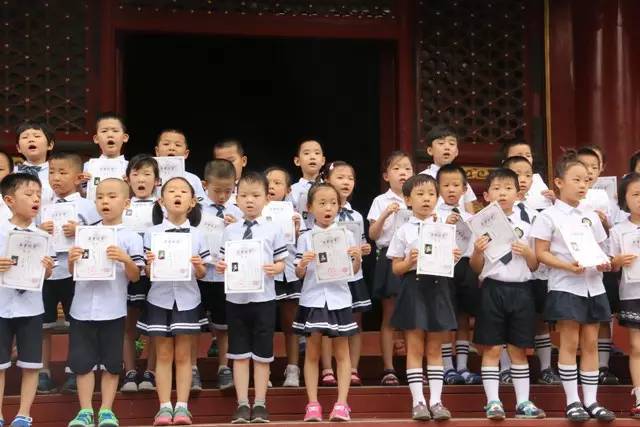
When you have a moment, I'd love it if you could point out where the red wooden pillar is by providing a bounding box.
[395,0,418,155]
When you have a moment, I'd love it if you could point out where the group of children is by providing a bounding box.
[0,115,639,426]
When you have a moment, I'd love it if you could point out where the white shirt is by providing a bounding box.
[609,219,640,301]
[387,215,436,270]
[295,224,354,310]
[184,171,207,203]
[200,199,244,282]
[45,192,101,280]
[335,203,366,281]
[530,200,608,297]
[275,212,303,284]
[144,219,212,311]
[290,178,315,229]
[420,163,476,212]
[0,220,56,318]
[220,216,288,304]
[516,200,550,280]
[71,224,145,321]
[14,161,54,206]
[367,189,407,248]
[0,199,12,224]
[82,155,128,190]
[436,202,473,257]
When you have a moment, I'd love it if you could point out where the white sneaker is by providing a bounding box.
[283,365,300,387]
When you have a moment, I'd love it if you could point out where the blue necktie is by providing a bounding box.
[166,228,190,233]
[338,208,354,221]
[243,220,257,240]
[213,204,225,218]
[517,202,531,224]
[17,164,41,177]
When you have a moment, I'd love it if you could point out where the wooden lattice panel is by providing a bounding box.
[2,1,90,136]
[118,0,394,18]
[418,0,527,148]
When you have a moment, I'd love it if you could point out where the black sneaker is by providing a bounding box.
[232,405,251,424]
[61,373,77,394]
[36,372,57,394]
[598,367,619,385]
[250,405,269,423]
[538,368,561,385]
[138,370,156,391]
[218,366,234,390]
[120,370,138,392]
[585,402,616,422]
[565,401,590,422]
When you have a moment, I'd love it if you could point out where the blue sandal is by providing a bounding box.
[10,415,32,427]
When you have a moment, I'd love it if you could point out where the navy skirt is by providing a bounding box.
[372,247,403,299]
[292,305,359,337]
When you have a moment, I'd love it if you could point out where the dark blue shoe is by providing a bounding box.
[10,415,32,427]
[36,372,57,394]
[61,373,77,394]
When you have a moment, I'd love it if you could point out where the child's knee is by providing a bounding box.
[481,345,502,364]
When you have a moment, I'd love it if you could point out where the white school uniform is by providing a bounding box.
[386,215,434,268]
[420,163,476,212]
[201,199,244,283]
[609,219,640,301]
[275,211,303,287]
[0,198,11,224]
[220,217,288,304]
[366,189,407,248]
[70,223,145,321]
[515,200,550,280]
[14,161,54,206]
[184,171,207,202]
[436,202,473,257]
[290,177,315,228]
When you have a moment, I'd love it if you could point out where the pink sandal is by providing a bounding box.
[320,371,337,386]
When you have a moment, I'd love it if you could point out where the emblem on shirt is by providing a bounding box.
[514,227,524,239]
[582,217,592,226]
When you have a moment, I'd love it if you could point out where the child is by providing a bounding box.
[67,178,144,427]
[629,151,640,175]
[136,177,210,426]
[14,121,55,206]
[387,174,459,421]
[294,182,362,422]
[435,164,481,385]
[502,141,555,203]
[39,152,101,395]
[531,152,615,421]
[291,140,326,229]
[324,161,371,386]
[216,172,287,423]
[0,150,15,222]
[419,125,476,213]
[265,166,303,387]
[470,168,545,420]
[154,129,207,202]
[367,151,413,386]
[196,159,243,391]
[120,154,160,393]
[609,173,640,416]
[0,173,54,427]
[213,139,247,200]
[503,156,560,385]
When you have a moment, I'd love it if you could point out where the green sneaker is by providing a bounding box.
[97,409,119,427]
[68,409,94,427]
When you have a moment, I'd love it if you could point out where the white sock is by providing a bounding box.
[558,364,580,406]
[455,340,470,371]
[598,338,612,368]
[511,364,530,405]
[534,334,552,371]
[580,370,599,407]
[40,368,51,376]
[441,343,454,371]
[175,401,188,410]
[426,365,444,406]
[481,366,500,403]
[499,346,511,373]
[633,387,640,406]
[160,402,173,410]
[218,364,228,373]
[407,368,426,406]
[192,365,198,371]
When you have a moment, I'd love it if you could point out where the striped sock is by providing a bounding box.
[481,366,500,403]
[455,340,470,371]
[511,364,530,405]
[407,368,426,406]
[558,364,580,406]
[442,343,454,371]
[534,334,552,371]
[499,345,511,373]
[427,365,444,406]
[598,338,612,368]
[580,370,599,407]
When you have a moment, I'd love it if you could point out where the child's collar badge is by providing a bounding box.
[582,217,592,226]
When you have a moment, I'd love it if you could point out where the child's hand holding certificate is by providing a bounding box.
[72,226,117,281]
[468,202,518,262]
[224,240,264,294]
[41,203,77,252]
[150,232,192,281]
[311,227,354,284]
[559,223,609,268]
[620,231,640,282]
[198,212,225,262]
[1,231,51,291]
[417,222,456,278]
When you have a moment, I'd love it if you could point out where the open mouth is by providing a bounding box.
[106,140,116,146]
[323,214,332,219]
[174,199,182,206]
[101,207,111,213]
[32,204,39,212]
[137,185,146,191]
[28,144,37,150]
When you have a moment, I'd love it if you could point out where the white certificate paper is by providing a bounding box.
[198,212,225,261]
[392,208,412,233]
[85,158,127,201]
[468,202,518,263]
[559,223,609,268]
[455,220,473,254]
[224,240,264,294]
[41,203,77,252]
[73,226,117,281]
[1,231,49,291]
[339,220,365,244]
[154,156,185,187]
[526,174,553,210]
[150,232,192,281]
[417,222,456,278]
[582,188,610,213]
[122,202,154,234]
[263,201,295,244]
[621,231,640,283]
[593,176,617,201]
[311,227,354,284]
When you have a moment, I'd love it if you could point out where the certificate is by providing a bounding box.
[559,223,609,268]
[339,220,365,244]
[150,232,192,281]
[85,158,127,201]
[154,156,185,187]
[582,188,610,213]
[41,203,77,252]
[468,202,518,263]
[224,240,264,294]
[311,227,354,284]
[621,231,640,283]
[526,174,553,210]
[593,176,617,201]
[263,201,295,244]
[1,231,49,291]
[198,212,225,261]
[122,202,154,234]
[454,219,473,254]
[73,226,116,281]
[417,222,456,278]
[392,208,412,233]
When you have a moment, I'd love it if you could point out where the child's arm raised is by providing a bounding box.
[191,256,206,280]
[62,220,78,238]
[42,256,54,279]
[295,251,315,279]
[368,202,399,241]
[67,246,84,275]
[469,235,489,274]
[512,241,539,272]
[391,248,417,276]
[264,259,285,277]
[348,246,362,274]
[107,245,141,282]
[534,239,584,274]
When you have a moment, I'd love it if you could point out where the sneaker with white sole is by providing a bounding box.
[120,370,138,393]
[283,365,300,387]
[138,370,156,391]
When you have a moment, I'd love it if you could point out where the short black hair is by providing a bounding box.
[631,151,640,173]
[214,139,244,156]
[0,173,41,197]
[576,146,600,163]
[157,129,188,148]
[296,139,323,156]
[436,163,468,185]
[15,120,54,145]
[238,171,268,194]
[264,166,292,188]
[0,150,15,172]
[153,177,202,226]
[126,154,159,179]
[486,168,520,192]
[500,141,531,162]
[425,125,457,148]
[402,174,438,197]
[502,155,532,170]
[204,159,236,181]
[618,172,640,212]
[554,149,587,179]
[96,111,126,132]
[48,151,83,172]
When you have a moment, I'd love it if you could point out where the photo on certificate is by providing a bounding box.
[559,223,609,268]
[150,232,192,281]
[311,227,354,284]
[41,203,77,252]
[73,226,117,281]
[468,202,516,263]
[621,231,640,283]
[262,201,295,244]
[417,222,456,278]
[224,240,264,294]
[1,231,50,291]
